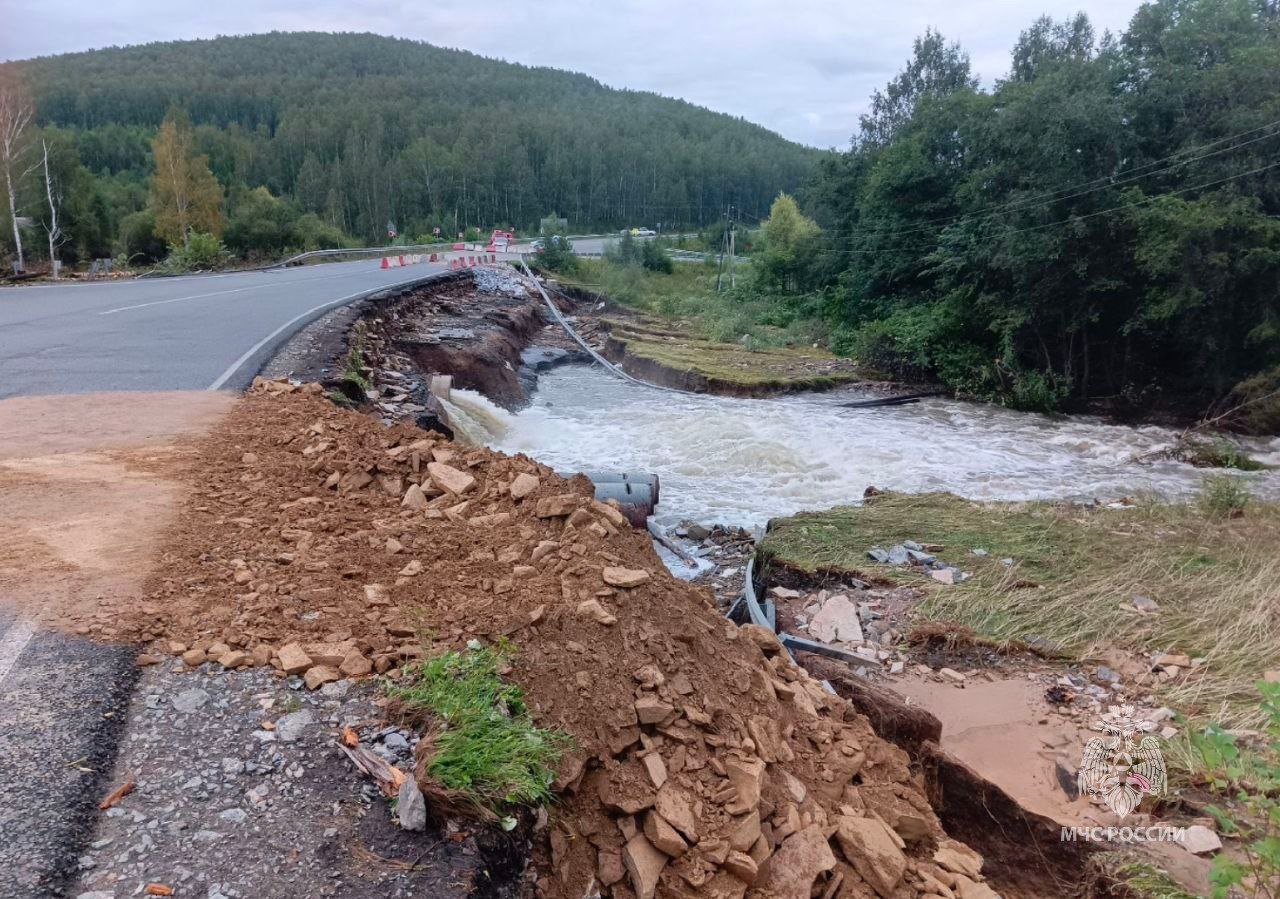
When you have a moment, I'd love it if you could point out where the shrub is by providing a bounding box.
[537,235,577,274]
[1198,474,1253,518]
[641,238,674,273]
[163,232,230,272]
[116,208,166,263]
[1228,367,1280,436]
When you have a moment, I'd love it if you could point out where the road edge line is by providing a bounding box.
[206,271,452,391]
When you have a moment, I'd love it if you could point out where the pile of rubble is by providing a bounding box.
[472,263,530,297]
[123,380,1003,899]
[866,542,977,586]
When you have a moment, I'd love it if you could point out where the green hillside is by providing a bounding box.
[3,32,822,259]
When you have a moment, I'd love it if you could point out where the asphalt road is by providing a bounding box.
[0,258,450,399]
[0,608,138,897]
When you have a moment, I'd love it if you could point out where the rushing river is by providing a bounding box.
[442,365,1280,528]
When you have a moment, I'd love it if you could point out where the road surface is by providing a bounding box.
[0,258,449,399]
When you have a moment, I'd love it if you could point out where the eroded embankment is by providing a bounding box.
[117,381,1012,899]
[332,269,582,414]
[544,283,880,398]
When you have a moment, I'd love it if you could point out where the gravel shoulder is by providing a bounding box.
[69,663,495,899]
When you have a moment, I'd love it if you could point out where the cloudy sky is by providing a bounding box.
[1,0,1145,148]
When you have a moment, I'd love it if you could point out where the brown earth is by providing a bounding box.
[103,379,1008,899]
[0,391,235,627]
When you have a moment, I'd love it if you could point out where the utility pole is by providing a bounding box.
[727,205,736,289]
[716,206,737,294]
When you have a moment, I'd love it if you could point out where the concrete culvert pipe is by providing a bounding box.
[580,473,658,527]
[579,471,661,506]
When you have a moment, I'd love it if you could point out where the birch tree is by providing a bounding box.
[40,138,64,278]
[150,109,223,248]
[0,77,34,273]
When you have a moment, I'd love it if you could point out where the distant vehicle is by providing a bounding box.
[486,229,514,252]
[626,227,657,237]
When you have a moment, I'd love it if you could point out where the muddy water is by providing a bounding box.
[443,364,1280,527]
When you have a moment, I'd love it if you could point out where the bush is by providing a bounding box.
[641,238,674,274]
[537,235,577,274]
[1198,474,1253,518]
[291,213,352,252]
[116,209,166,263]
[163,232,231,272]
[1228,367,1280,436]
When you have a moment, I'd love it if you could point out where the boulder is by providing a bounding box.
[756,825,836,899]
[835,816,906,898]
[655,783,699,843]
[509,472,540,500]
[724,756,766,815]
[1181,824,1222,854]
[576,599,617,626]
[808,595,864,644]
[635,694,674,725]
[303,665,340,690]
[276,642,312,675]
[401,483,428,509]
[643,810,688,856]
[397,777,427,831]
[622,833,668,899]
[427,462,476,496]
[535,494,579,518]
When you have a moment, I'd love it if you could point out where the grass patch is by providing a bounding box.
[1096,855,1200,899]
[560,257,853,355]
[341,321,371,396]
[387,643,570,811]
[760,487,1280,729]
[607,317,861,389]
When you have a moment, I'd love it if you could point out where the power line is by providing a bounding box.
[848,117,1280,240]
[756,157,1280,265]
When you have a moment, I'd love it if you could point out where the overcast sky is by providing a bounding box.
[1,0,1145,148]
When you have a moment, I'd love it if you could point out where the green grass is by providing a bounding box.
[562,258,840,357]
[387,644,569,811]
[607,319,861,389]
[760,486,1280,729]
[1098,856,1200,899]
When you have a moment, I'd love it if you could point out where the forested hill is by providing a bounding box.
[12,31,820,244]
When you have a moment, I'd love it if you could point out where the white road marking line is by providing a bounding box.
[206,271,444,391]
[99,284,263,315]
[0,618,36,686]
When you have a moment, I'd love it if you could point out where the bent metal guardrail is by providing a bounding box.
[264,243,455,269]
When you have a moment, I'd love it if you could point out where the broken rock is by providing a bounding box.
[427,462,475,496]
[807,595,863,645]
[509,472,540,500]
[603,566,651,588]
[622,833,668,899]
[756,825,836,899]
[835,815,906,898]
[303,665,340,690]
[535,494,579,518]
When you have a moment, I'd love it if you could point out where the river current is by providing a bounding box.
[442,365,1280,528]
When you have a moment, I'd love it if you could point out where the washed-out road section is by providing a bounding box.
[0,258,449,399]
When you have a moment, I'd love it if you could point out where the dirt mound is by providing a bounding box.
[121,379,1002,899]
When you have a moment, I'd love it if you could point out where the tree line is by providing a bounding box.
[766,0,1280,424]
[0,32,819,271]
